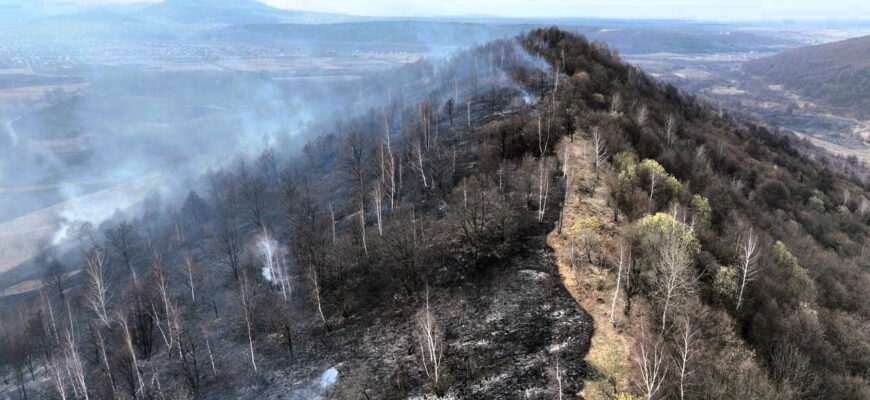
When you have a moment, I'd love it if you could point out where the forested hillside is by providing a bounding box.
[524,28,870,399]
[2,28,869,400]
[744,35,870,119]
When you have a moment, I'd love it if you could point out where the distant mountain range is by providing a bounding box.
[138,0,354,24]
[744,35,870,119]
[38,9,144,24]
[0,0,356,25]
[207,21,528,50]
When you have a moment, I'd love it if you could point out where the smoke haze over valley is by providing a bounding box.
[2,1,870,399]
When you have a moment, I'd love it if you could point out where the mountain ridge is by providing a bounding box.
[139,0,353,24]
[744,34,870,119]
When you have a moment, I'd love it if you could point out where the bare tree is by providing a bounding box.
[418,100,432,150]
[104,220,140,286]
[181,250,197,303]
[307,262,330,331]
[83,246,111,327]
[203,327,218,376]
[118,311,145,399]
[378,121,397,209]
[610,244,629,324]
[665,114,676,145]
[592,127,607,180]
[177,322,202,395]
[42,259,67,304]
[672,316,696,400]
[46,355,68,400]
[358,201,368,256]
[238,273,257,374]
[538,114,551,157]
[93,323,118,398]
[62,330,88,400]
[466,98,471,128]
[413,140,429,188]
[217,225,243,282]
[150,265,179,357]
[547,352,565,400]
[636,103,648,126]
[415,289,444,391]
[342,129,368,221]
[536,157,552,222]
[735,227,760,310]
[610,91,622,113]
[238,160,267,229]
[290,191,332,330]
[258,227,290,301]
[70,220,96,249]
[771,344,819,399]
[372,183,384,236]
[329,203,337,246]
[655,234,695,332]
[38,290,60,355]
[632,323,667,400]
[558,141,571,233]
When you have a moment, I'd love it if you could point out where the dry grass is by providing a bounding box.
[0,173,165,279]
[792,130,870,164]
[547,135,635,400]
[0,269,81,298]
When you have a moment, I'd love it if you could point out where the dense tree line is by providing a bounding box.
[527,27,870,399]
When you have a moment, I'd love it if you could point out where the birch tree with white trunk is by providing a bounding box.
[414,140,429,188]
[46,355,68,400]
[610,244,629,324]
[672,316,697,400]
[655,234,695,332]
[636,103,648,126]
[536,158,552,222]
[181,250,197,303]
[238,273,258,374]
[633,324,667,400]
[611,91,622,113]
[307,262,329,331]
[62,330,89,400]
[736,227,760,310]
[372,183,383,236]
[83,246,111,327]
[548,352,565,400]
[648,171,658,213]
[117,311,145,398]
[592,127,607,180]
[415,289,444,391]
[94,322,118,398]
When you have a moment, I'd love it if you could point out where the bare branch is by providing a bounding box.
[83,246,111,327]
[736,227,760,310]
[415,288,444,391]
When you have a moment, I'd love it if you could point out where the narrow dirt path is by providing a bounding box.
[547,134,635,400]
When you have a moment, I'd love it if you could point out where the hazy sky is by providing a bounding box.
[264,0,870,20]
[48,0,870,21]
